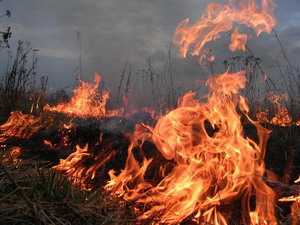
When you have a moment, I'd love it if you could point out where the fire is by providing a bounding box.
[104,3,280,221]
[53,138,116,189]
[229,27,247,52]
[53,144,91,184]
[208,55,216,62]
[0,111,49,142]
[173,0,276,63]
[279,178,300,225]
[1,0,298,224]
[105,70,277,224]
[44,73,121,118]
[2,146,22,164]
[268,92,292,126]
[142,106,168,121]
[255,91,299,126]
[43,140,54,149]
[97,0,279,223]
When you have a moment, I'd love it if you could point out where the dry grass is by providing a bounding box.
[0,148,140,225]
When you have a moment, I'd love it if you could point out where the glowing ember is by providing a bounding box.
[105,70,277,224]
[173,0,276,63]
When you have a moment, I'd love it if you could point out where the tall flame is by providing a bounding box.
[1,0,294,224]
[105,71,277,224]
[173,0,276,63]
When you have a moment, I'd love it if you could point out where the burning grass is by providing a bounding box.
[0,62,299,224]
[0,116,299,225]
[0,71,299,224]
[1,0,300,224]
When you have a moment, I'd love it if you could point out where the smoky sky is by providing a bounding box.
[0,0,299,93]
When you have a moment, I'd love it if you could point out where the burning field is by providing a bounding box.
[1,0,300,224]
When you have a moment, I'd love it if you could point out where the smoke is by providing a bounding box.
[0,0,299,95]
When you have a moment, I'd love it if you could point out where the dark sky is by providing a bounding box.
[0,0,299,94]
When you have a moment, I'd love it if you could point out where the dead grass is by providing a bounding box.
[0,148,140,225]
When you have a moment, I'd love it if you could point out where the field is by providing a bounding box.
[0,0,300,224]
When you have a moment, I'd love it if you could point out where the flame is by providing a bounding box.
[278,177,300,225]
[44,73,171,119]
[0,111,47,142]
[255,108,269,124]
[268,92,292,126]
[53,137,116,189]
[255,92,299,126]
[53,144,92,184]
[43,140,54,149]
[44,73,121,118]
[0,0,296,224]
[105,71,277,224]
[208,55,216,62]
[229,27,247,52]
[142,106,168,121]
[10,146,21,157]
[2,146,22,164]
[142,107,156,120]
[173,0,276,63]
[279,196,300,202]
[290,201,300,225]
[63,122,73,129]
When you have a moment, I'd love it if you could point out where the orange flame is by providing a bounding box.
[278,177,300,225]
[208,55,216,62]
[53,144,92,183]
[44,73,121,118]
[173,0,276,63]
[43,140,54,149]
[105,71,277,224]
[229,27,247,52]
[0,1,294,224]
[53,138,116,189]
[2,146,22,164]
[0,111,47,142]
[255,92,299,126]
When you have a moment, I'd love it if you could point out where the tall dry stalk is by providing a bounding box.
[0,41,37,115]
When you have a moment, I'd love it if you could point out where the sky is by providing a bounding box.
[0,0,299,97]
